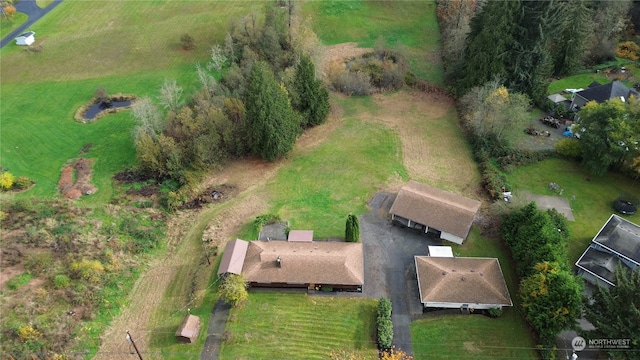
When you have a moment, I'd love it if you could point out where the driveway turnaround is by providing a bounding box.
[0,0,64,49]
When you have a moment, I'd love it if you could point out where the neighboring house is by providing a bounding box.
[570,81,640,111]
[218,238,364,292]
[414,256,512,311]
[15,31,35,46]
[575,214,640,287]
[389,181,481,244]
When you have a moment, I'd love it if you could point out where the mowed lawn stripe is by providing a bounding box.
[222,293,377,359]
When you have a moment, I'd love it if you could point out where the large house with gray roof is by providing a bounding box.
[389,181,481,244]
[575,214,640,287]
[414,256,512,311]
[570,80,640,111]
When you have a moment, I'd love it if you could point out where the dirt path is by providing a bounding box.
[93,83,347,359]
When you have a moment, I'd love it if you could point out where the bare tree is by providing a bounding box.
[208,45,228,72]
[132,97,163,136]
[158,79,183,112]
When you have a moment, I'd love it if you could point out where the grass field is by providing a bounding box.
[220,292,378,360]
[0,1,257,202]
[505,158,640,265]
[304,0,443,83]
[266,118,406,238]
[0,13,28,35]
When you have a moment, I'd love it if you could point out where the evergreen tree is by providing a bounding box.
[345,214,360,243]
[583,266,640,359]
[454,0,519,96]
[550,0,592,76]
[244,61,301,161]
[293,55,330,128]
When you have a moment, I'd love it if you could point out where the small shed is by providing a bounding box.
[15,31,36,46]
[175,314,201,343]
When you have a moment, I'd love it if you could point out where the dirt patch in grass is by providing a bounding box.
[58,158,97,199]
[320,42,373,77]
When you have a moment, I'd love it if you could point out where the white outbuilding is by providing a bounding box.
[15,31,36,46]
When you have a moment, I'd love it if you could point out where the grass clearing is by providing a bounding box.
[266,118,406,238]
[547,73,611,95]
[304,0,443,83]
[505,158,640,265]
[220,292,378,360]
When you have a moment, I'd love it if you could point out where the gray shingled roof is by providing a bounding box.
[389,181,481,239]
[415,256,512,307]
[592,214,640,264]
[576,81,640,104]
[242,240,364,286]
[575,246,619,286]
[217,239,249,275]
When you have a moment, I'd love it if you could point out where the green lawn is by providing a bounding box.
[220,292,378,360]
[0,1,255,202]
[0,13,28,35]
[303,0,443,83]
[547,73,611,95]
[505,158,640,265]
[265,117,406,239]
[411,314,538,360]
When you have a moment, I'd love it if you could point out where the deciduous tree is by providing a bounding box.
[219,273,248,307]
[520,262,583,346]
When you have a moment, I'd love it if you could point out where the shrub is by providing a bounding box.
[554,138,582,159]
[53,274,71,289]
[253,213,280,233]
[14,176,32,190]
[70,259,104,283]
[0,171,15,190]
[487,307,503,318]
[376,297,393,349]
[377,297,392,318]
[7,273,32,290]
[496,149,555,172]
[24,252,52,274]
[330,71,374,96]
[17,324,41,342]
[377,317,393,349]
[180,33,195,50]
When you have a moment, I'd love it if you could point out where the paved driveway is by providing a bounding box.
[360,192,442,355]
[0,0,64,49]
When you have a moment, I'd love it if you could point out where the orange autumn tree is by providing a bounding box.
[381,347,413,360]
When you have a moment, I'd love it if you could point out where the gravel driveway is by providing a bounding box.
[360,192,442,355]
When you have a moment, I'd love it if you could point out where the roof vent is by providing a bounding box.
[276,256,282,268]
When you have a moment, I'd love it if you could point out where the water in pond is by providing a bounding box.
[83,101,132,120]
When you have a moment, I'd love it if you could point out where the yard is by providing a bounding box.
[0,0,545,359]
[220,293,378,360]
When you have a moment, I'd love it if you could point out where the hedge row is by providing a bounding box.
[376,297,393,350]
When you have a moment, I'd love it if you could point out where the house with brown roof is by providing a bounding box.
[217,239,250,276]
[575,214,640,288]
[218,238,364,292]
[414,256,512,311]
[389,181,482,244]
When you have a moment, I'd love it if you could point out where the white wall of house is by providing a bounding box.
[423,302,505,310]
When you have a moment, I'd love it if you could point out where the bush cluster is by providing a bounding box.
[501,203,583,356]
[496,149,555,172]
[0,171,33,192]
[376,297,393,350]
[554,138,582,159]
[327,50,409,96]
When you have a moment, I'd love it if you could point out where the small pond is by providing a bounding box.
[83,100,132,120]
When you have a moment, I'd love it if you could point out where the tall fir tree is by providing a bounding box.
[293,55,330,128]
[583,266,640,360]
[244,61,300,161]
[550,0,592,76]
[345,214,360,243]
[454,0,519,96]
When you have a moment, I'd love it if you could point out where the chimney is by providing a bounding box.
[276,256,282,268]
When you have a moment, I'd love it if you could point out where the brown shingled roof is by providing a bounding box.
[414,256,512,307]
[287,230,314,242]
[217,239,249,276]
[389,181,481,240]
[242,241,364,286]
